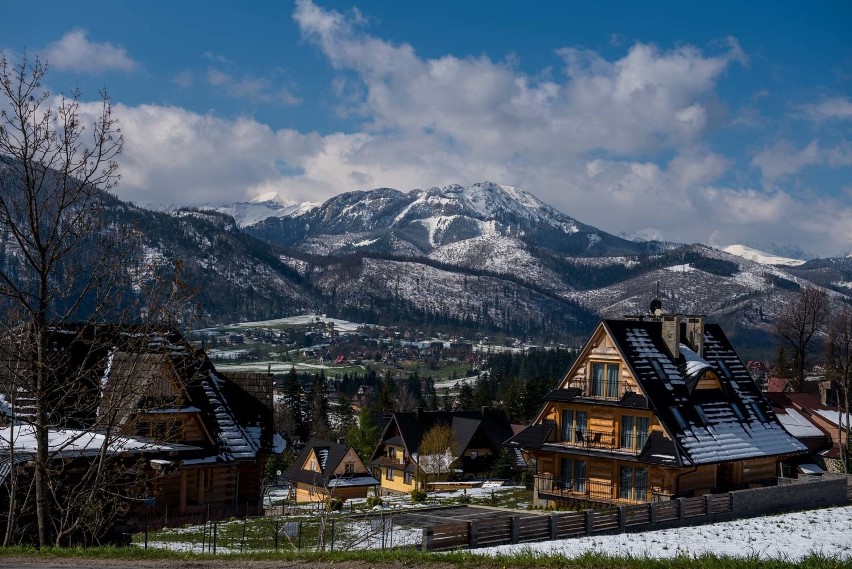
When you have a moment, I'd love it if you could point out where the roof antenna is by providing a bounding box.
[649,281,662,318]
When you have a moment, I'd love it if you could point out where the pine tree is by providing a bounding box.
[455,382,475,411]
[308,371,332,440]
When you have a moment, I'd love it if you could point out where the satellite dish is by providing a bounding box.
[649,298,662,315]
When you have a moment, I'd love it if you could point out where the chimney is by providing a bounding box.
[661,315,681,359]
[685,316,706,357]
[415,407,423,421]
[481,405,489,419]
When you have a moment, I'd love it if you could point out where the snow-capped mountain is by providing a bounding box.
[212,193,318,228]
[722,244,805,267]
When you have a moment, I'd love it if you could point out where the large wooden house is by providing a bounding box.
[285,439,378,503]
[507,314,807,506]
[370,407,515,494]
[0,325,274,523]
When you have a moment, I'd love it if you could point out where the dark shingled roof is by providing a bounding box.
[286,439,376,488]
[505,421,555,451]
[603,319,807,466]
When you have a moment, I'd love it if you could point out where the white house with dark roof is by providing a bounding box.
[506,314,807,507]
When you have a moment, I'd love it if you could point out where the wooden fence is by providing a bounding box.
[422,493,734,551]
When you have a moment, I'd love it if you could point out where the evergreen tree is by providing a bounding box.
[308,371,332,440]
[346,407,381,462]
[281,367,308,442]
[455,382,475,411]
[473,374,491,408]
[424,376,438,410]
[501,378,524,423]
[335,393,356,439]
[376,370,397,413]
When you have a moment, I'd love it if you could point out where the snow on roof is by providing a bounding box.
[0,424,197,457]
[272,433,287,454]
[202,372,262,461]
[776,408,826,438]
[679,344,713,379]
[813,409,852,429]
[0,393,10,417]
[328,475,379,488]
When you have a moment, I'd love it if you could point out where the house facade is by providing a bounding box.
[285,439,378,503]
[507,315,807,507]
[370,407,515,494]
[0,326,274,527]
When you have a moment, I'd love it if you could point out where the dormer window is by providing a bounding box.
[591,363,620,399]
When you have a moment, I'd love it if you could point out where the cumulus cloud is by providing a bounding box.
[797,97,852,122]
[60,0,849,257]
[753,139,852,184]
[205,67,301,105]
[43,29,135,74]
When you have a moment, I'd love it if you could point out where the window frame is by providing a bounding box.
[590,362,620,398]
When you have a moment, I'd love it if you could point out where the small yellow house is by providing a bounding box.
[507,314,807,507]
[370,408,516,494]
[285,440,378,503]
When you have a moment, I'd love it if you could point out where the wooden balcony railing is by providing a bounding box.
[534,475,660,504]
[554,429,648,453]
[566,380,635,401]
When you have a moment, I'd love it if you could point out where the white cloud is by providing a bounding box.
[753,139,852,184]
[42,29,135,74]
[56,0,848,258]
[797,97,852,122]
[206,66,301,106]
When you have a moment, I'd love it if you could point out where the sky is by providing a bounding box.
[2,0,851,258]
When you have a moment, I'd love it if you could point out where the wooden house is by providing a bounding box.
[0,325,274,523]
[370,407,515,494]
[284,440,378,503]
[506,315,807,507]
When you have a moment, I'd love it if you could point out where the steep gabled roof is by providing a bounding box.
[603,319,807,466]
[285,439,377,488]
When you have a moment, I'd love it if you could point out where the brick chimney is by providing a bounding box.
[685,316,706,357]
[661,315,681,358]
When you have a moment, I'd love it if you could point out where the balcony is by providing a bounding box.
[534,475,662,505]
[551,429,648,454]
[566,379,635,401]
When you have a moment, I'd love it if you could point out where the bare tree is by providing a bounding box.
[826,303,852,472]
[0,51,126,546]
[416,423,455,492]
[772,287,830,392]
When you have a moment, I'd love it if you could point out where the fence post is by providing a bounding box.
[704,494,713,518]
[468,520,478,549]
[240,518,247,553]
[274,519,279,552]
[584,510,594,535]
[649,502,657,525]
[330,519,335,552]
[201,520,207,553]
[298,520,302,550]
[212,521,218,555]
[144,526,148,550]
[381,514,386,549]
[421,527,433,551]
[618,506,626,530]
[677,497,686,521]
[510,516,520,544]
[549,514,558,539]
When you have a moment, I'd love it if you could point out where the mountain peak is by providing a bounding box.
[249,191,287,205]
[721,244,805,267]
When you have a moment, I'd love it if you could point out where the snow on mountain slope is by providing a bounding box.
[429,234,570,293]
[214,195,318,227]
[722,244,805,267]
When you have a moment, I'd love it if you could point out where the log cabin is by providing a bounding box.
[370,407,515,494]
[506,314,808,507]
[285,439,378,503]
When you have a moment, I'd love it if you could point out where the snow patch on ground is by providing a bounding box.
[237,314,364,332]
[474,506,852,561]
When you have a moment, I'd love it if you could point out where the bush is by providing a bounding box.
[410,488,427,504]
[325,497,344,511]
[366,494,383,508]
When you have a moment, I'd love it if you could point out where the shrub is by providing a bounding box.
[325,497,344,511]
[366,494,384,508]
[410,488,427,504]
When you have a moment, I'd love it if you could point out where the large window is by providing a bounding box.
[561,409,588,444]
[559,457,586,492]
[591,363,620,398]
[620,415,649,451]
[618,465,648,502]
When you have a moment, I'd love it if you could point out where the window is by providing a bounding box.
[470,450,478,459]
[561,409,588,444]
[389,447,397,459]
[559,457,586,492]
[386,468,394,481]
[619,465,648,501]
[404,471,412,485]
[620,415,650,451]
[344,462,354,474]
[591,363,620,398]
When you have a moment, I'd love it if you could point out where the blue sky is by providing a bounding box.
[2,1,851,257]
